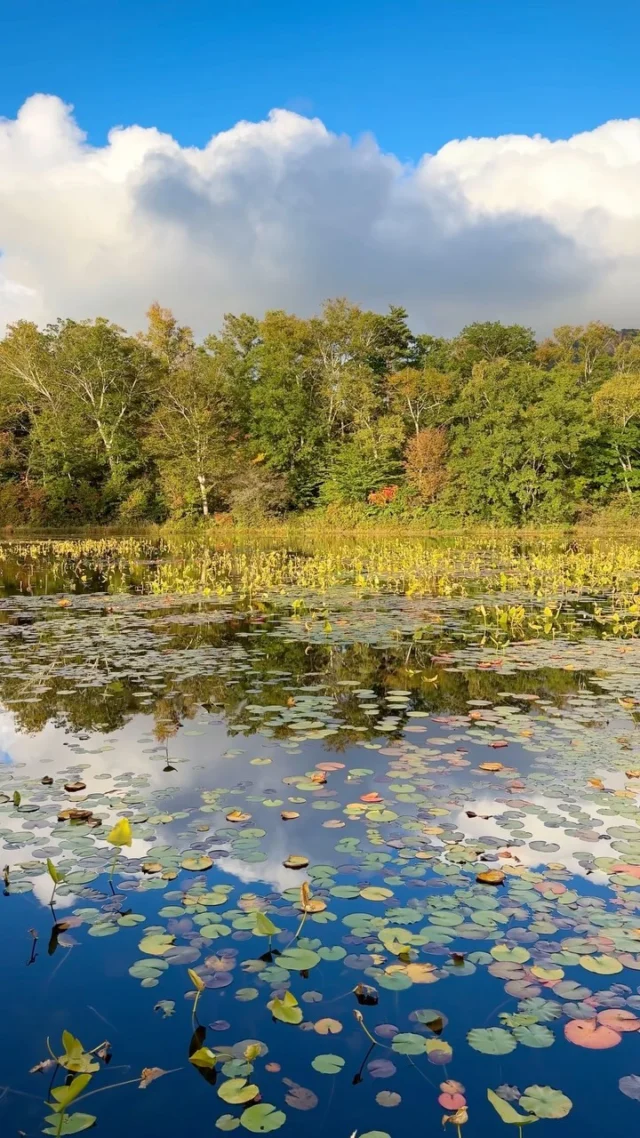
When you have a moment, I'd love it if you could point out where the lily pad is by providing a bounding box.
[240,1104,286,1133]
[467,1028,517,1055]
[311,1054,345,1074]
[519,1086,573,1119]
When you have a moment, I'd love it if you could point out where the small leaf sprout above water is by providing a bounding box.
[188,967,206,1025]
[38,1029,177,1135]
[46,859,65,908]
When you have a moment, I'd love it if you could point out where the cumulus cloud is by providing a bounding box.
[1,94,640,336]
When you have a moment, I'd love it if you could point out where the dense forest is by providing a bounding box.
[0,300,638,527]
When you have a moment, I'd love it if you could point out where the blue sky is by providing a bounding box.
[2,0,640,157]
[2,0,640,336]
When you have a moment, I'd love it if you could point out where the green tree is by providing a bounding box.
[146,348,231,517]
[250,310,326,506]
[451,322,536,375]
[49,317,157,492]
[448,362,596,522]
[0,320,99,519]
[388,367,455,437]
[592,373,640,499]
[535,321,618,385]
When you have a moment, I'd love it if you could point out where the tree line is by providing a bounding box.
[0,300,638,526]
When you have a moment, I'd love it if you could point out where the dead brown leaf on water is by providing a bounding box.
[57,808,96,824]
[139,1067,169,1089]
[29,1058,56,1074]
[476,869,505,886]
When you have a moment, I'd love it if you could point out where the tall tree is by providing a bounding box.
[250,310,325,506]
[535,322,618,385]
[146,348,231,517]
[592,373,640,498]
[49,317,157,488]
[404,428,448,503]
[451,322,536,375]
[388,367,455,437]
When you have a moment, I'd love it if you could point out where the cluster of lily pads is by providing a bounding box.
[1,535,640,1138]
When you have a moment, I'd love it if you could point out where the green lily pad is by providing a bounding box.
[512,1024,555,1048]
[467,1028,517,1055]
[391,1033,428,1055]
[218,1078,260,1104]
[240,1104,286,1132]
[519,1086,573,1119]
[278,947,321,971]
[311,1054,345,1074]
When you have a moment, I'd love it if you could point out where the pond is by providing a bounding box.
[0,534,639,1138]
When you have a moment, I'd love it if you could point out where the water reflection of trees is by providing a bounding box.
[0,610,593,740]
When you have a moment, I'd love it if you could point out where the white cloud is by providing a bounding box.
[1,94,640,336]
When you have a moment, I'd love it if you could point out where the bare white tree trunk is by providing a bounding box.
[197,473,209,516]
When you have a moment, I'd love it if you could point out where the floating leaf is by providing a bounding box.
[564,1019,621,1049]
[476,870,505,886]
[439,1093,467,1111]
[218,1078,260,1104]
[597,1010,640,1033]
[240,1104,286,1133]
[512,1024,554,1049]
[360,887,393,902]
[376,1091,401,1107]
[181,854,213,871]
[311,1054,344,1074]
[139,933,174,957]
[391,1033,428,1055]
[278,947,320,971]
[491,945,530,964]
[579,954,623,975]
[43,1112,96,1134]
[368,1058,397,1078]
[216,1116,241,1131]
[467,1028,516,1055]
[519,1087,573,1119]
[619,1075,640,1101]
[314,1018,342,1035]
[139,1066,169,1088]
[283,1079,318,1111]
[530,966,563,982]
[426,1039,453,1065]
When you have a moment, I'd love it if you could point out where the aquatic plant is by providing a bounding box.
[106,816,132,884]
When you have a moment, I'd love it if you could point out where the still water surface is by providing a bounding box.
[1,537,639,1138]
